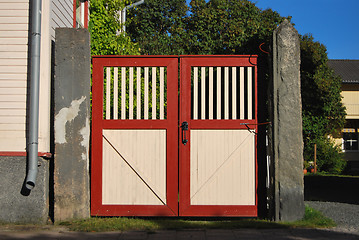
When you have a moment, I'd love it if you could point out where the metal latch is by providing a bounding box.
[181,121,189,145]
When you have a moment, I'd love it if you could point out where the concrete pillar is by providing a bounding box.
[272,19,304,221]
[53,28,91,221]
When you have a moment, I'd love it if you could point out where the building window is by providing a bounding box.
[343,129,358,151]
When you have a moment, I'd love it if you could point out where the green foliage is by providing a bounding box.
[89,0,140,55]
[304,137,346,174]
[127,0,285,55]
[291,205,336,228]
[300,34,346,173]
[127,0,188,55]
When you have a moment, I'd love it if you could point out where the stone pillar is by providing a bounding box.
[53,28,91,221]
[272,19,304,221]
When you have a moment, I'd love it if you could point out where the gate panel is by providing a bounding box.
[92,56,178,216]
[179,56,258,216]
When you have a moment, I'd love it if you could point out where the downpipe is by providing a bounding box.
[121,0,144,33]
[26,0,42,190]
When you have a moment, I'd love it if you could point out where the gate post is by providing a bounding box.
[271,19,304,221]
[53,28,91,221]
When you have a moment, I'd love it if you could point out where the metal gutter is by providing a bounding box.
[26,0,42,190]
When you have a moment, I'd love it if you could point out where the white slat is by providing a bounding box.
[113,67,118,120]
[216,67,221,119]
[106,68,111,120]
[152,67,156,119]
[193,67,198,120]
[121,67,126,119]
[136,67,141,119]
[224,67,229,120]
[129,67,134,119]
[248,67,252,120]
[160,67,164,120]
[209,67,213,120]
[240,67,245,119]
[144,67,149,119]
[201,67,206,119]
[232,67,237,119]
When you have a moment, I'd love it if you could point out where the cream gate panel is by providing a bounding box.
[190,130,255,205]
[102,129,166,205]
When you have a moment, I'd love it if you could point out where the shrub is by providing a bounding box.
[304,137,346,174]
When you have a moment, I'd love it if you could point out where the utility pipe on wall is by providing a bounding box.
[26,0,42,190]
[121,0,144,33]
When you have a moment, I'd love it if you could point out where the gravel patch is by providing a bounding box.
[306,201,359,234]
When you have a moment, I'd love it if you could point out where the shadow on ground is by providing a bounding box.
[0,228,358,240]
[305,175,359,205]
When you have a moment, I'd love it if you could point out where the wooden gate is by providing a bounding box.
[91,55,257,217]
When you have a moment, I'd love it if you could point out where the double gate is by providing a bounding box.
[91,56,258,217]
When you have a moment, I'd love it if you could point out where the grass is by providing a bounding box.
[59,205,335,232]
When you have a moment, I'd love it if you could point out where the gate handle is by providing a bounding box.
[181,121,189,145]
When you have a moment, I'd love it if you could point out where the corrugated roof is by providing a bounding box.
[328,60,359,84]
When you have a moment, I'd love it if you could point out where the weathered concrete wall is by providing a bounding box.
[272,19,305,221]
[0,156,49,223]
[53,28,91,221]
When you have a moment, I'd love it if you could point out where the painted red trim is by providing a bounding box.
[180,205,257,217]
[84,1,89,29]
[73,0,76,28]
[179,56,258,217]
[0,152,52,158]
[91,57,179,216]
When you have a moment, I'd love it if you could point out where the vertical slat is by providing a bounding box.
[216,67,221,119]
[136,67,141,119]
[232,67,237,119]
[224,67,229,120]
[121,67,126,119]
[129,67,134,119]
[240,67,245,119]
[201,67,206,119]
[106,67,111,120]
[160,67,164,119]
[209,67,214,120]
[248,67,252,120]
[152,67,156,119]
[113,67,118,120]
[193,67,198,120]
[144,67,149,119]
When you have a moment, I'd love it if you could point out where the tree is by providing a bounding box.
[300,34,346,173]
[127,0,188,55]
[89,0,140,55]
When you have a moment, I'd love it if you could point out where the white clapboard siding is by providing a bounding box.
[0,0,73,152]
[0,3,29,10]
[0,9,29,17]
[0,23,28,31]
[0,0,29,158]
[0,45,27,52]
[0,17,28,24]
[190,130,255,205]
[50,0,73,39]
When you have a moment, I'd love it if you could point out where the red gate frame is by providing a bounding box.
[91,56,179,216]
[179,56,258,217]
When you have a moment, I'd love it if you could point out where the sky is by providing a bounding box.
[250,0,359,60]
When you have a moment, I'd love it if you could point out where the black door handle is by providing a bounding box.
[181,121,188,145]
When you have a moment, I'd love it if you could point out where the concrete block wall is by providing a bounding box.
[0,156,49,224]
